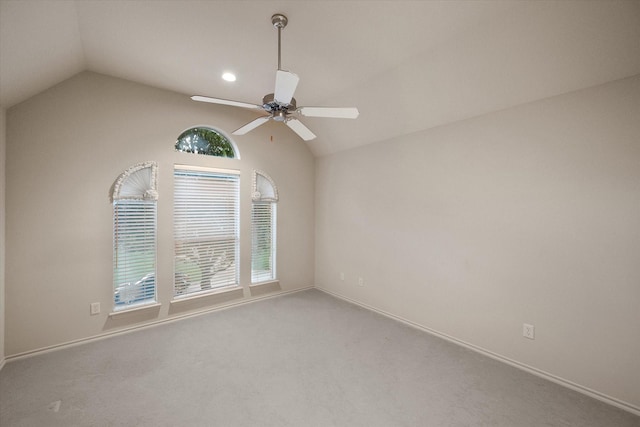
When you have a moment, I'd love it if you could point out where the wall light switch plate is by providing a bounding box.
[90,302,101,315]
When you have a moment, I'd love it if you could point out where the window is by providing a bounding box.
[251,171,278,283]
[175,127,237,158]
[174,166,240,297]
[111,162,158,310]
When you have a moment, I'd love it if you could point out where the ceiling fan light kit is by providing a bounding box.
[191,13,359,141]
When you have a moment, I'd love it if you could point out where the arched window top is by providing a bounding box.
[111,161,158,202]
[175,126,238,158]
[252,170,278,202]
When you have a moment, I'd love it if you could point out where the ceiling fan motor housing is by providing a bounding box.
[262,93,296,121]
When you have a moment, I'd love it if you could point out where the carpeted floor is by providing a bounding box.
[1,289,638,426]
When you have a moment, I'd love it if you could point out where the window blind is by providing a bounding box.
[174,167,239,296]
[113,200,157,309]
[251,202,276,283]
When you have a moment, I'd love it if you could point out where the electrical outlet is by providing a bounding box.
[90,302,101,315]
[340,272,345,281]
[358,277,364,287]
[523,323,535,340]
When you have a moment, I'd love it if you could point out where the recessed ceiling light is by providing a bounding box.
[222,72,236,82]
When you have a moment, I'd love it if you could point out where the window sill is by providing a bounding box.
[249,280,281,296]
[250,280,279,288]
[170,285,243,307]
[109,302,162,318]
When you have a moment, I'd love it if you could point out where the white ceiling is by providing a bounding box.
[1,0,639,156]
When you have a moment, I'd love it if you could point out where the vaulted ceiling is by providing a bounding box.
[2,0,639,156]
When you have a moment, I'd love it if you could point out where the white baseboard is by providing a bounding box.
[5,285,314,363]
[316,287,640,417]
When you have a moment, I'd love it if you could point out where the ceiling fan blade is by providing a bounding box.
[274,70,299,105]
[191,95,263,110]
[286,118,316,141]
[232,116,270,135]
[297,106,359,119]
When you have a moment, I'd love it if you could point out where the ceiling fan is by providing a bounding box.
[191,13,359,141]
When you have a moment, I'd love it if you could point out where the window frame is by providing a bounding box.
[173,165,241,298]
[175,126,239,159]
[251,170,278,284]
[111,162,158,312]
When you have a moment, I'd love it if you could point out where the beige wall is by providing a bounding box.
[315,75,640,409]
[5,72,315,356]
[1,107,6,364]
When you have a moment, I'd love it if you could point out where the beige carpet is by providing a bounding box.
[1,289,638,426]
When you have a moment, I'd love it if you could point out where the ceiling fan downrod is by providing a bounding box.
[272,13,288,71]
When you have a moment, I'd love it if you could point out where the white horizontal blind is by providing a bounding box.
[251,202,276,283]
[174,167,239,296]
[113,200,157,310]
